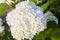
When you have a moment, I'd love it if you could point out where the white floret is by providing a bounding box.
[0,18,4,33]
[6,1,47,40]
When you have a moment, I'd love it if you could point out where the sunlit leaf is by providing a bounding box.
[0,3,8,16]
[41,1,49,11]
[30,0,36,4]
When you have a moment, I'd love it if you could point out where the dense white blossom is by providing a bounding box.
[45,12,58,24]
[0,18,4,33]
[6,1,47,40]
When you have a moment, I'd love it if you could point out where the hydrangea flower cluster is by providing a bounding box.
[6,1,47,40]
[0,18,4,33]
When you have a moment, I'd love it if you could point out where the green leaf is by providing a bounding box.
[0,32,5,37]
[0,3,8,16]
[45,21,60,40]
[49,0,60,7]
[48,0,60,13]
[45,21,57,34]
[50,28,60,40]
[41,1,49,11]
[12,0,15,2]
[33,31,46,40]
[24,38,29,40]
[30,0,36,4]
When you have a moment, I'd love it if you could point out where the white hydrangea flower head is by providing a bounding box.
[6,1,47,40]
[0,18,4,33]
[45,12,58,24]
